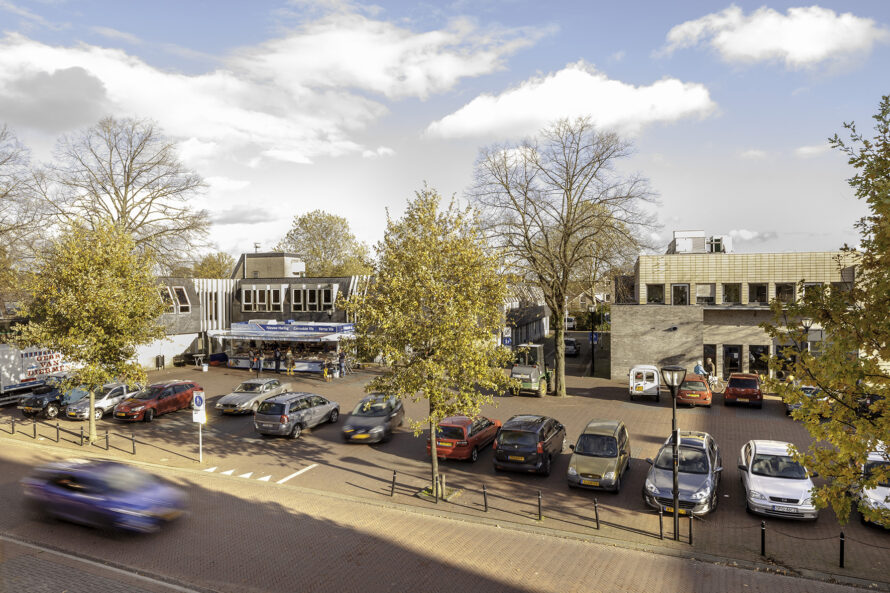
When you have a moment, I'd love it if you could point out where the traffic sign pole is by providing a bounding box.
[193,391,206,463]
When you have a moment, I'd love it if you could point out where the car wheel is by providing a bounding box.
[756,403,763,410]
[144,408,154,422]
[542,454,552,476]
[289,424,302,439]
[470,447,479,463]
[328,408,339,423]
[44,403,59,419]
[94,408,103,421]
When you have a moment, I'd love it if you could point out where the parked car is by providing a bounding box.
[723,373,763,408]
[858,446,889,527]
[676,373,712,407]
[643,431,722,516]
[858,393,886,420]
[426,415,501,462]
[65,383,142,421]
[564,338,580,357]
[567,419,631,492]
[21,458,186,533]
[737,439,818,520]
[18,374,85,420]
[565,316,576,330]
[492,414,567,476]
[342,394,404,443]
[113,380,201,422]
[629,364,660,402]
[215,378,290,415]
[254,392,339,438]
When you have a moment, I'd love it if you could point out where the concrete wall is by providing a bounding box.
[610,305,703,381]
[135,333,200,369]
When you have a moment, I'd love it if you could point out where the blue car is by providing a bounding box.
[21,459,187,533]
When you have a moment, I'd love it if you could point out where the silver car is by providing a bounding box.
[859,446,890,527]
[643,431,723,516]
[254,392,339,438]
[65,383,142,421]
[215,378,290,415]
[738,440,818,520]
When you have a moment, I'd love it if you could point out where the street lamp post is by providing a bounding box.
[661,364,687,541]
[800,316,813,353]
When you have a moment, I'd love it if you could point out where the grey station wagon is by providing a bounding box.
[254,392,339,439]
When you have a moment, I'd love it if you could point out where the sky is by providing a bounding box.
[1,0,888,257]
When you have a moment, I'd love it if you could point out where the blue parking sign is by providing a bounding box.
[502,337,512,346]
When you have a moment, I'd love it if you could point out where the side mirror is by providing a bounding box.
[646,458,654,465]
[737,464,747,472]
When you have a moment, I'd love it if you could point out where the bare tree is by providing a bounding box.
[0,124,44,288]
[36,116,209,271]
[470,117,655,396]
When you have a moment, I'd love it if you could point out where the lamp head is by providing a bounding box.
[661,365,687,389]
[800,316,813,332]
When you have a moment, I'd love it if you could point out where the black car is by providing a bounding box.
[17,374,84,419]
[342,394,405,443]
[493,414,567,475]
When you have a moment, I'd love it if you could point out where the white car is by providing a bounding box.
[65,382,142,421]
[564,338,580,357]
[215,378,291,414]
[738,440,818,520]
[565,316,576,330]
[859,446,889,527]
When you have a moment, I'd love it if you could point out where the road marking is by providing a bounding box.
[237,472,253,479]
[203,466,217,472]
[276,463,318,484]
[221,469,235,476]
[257,475,271,482]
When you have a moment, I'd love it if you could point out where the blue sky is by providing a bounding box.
[2,0,888,257]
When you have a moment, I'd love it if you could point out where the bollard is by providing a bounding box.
[659,507,664,540]
[33,421,37,439]
[688,515,693,545]
[840,531,845,568]
[56,422,60,442]
[131,432,136,454]
[441,474,446,499]
[434,476,439,504]
[390,470,397,496]
[482,484,488,512]
[761,521,766,556]
[594,497,600,530]
[537,490,543,521]
[105,431,109,450]
[11,416,15,435]
[79,426,84,446]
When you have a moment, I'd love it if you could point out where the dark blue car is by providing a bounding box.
[21,459,187,533]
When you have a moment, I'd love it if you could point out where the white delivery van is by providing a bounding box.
[629,364,660,402]
[0,344,70,406]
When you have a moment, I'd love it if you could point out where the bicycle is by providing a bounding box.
[708,374,726,393]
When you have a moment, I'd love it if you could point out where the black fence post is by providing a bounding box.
[688,515,693,545]
[11,416,15,435]
[760,521,766,556]
[32,421,37,439]
[594,497,600,530]
[434,476,439,504]
[537,490,543,521]
[840,531,845,568]
[659,507,664,540]
[56,422,60,442]
[131,432,135,454]
[482,484,488,512]
[79,426,84,446]
[390,470,397,497]
[105,431,109,450]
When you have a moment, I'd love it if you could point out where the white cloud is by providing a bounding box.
[425,61,716,139]
[361,146,395,158]
[205,176,251,192]
[609,50,625,62]
[661,5,890,69]
[739,149,767,159]
[91,26,142,45]
[794,143,831,158]
[728,229,778,243]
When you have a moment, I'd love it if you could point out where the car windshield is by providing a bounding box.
[865,460,890,487]
[99,385,116,397]
[235,382,263,393]
[751,454,808,479]
[564,339,575,346]
[66,387,90,402]
[257,402,285,415]
[497,430,537,448]
[133,386,164,401]
[681,380,708,391]
[800,386,821,397]
[574,434,618,457]
[44,376,65,388]
[436,426,465,440]
[100,464,156,493]
[728,378,758,389]
[655,446,709,474]
[352,400,389,416]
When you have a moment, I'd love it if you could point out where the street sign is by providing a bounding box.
[588,331,593,344]
[593,332,599,345]
[502,337,512,346]
[192,391,206,424]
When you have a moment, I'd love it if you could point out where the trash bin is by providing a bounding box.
[155,354,165,370]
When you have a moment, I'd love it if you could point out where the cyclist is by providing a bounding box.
[693,360,706,376]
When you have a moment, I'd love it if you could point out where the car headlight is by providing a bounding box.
[603,471,616,481]
[801,496,813,506]
[343,426,354,432]
[749,490,766,501]
[370,426,384,434]
[215,403,222,408]
[645,480,659,495]
[691,481,711,501]
[130,406,144,412]
[567,466,577,476]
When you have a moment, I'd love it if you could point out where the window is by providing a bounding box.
[255,289,268,312]
[173,287,190,313]
[322,287,333,311]
[831,281,853,295]
[646,284,665,304]
[695,283,715,305]
[307,289,318,312]
[671,284,689,306]
[207,293,218,322]
[722,283,741,304]
[775,283,795,304]
[242,289,254,312]
[160,287,175,314]
[292,288,304,312]
[802,283,823,299]
[748,283,768,305]
[270,289,282,312]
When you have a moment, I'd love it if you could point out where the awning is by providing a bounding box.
[211,330,350,343]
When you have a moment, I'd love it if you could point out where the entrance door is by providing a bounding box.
[749,345,770,375]
[723,345,742,378]
[703,344,716,375]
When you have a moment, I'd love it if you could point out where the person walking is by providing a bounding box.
[258,351,265,378]
[248,349,256,372]
[274,347,282,374]
[285,347,294,376]
[338,350,346,378]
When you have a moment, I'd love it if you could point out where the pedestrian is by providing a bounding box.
[322,360,330,382]
[258,351,265,377]
[705,357,716,378]
[285,347,294,376]
[338,350,346,377]
[274,346,282,374]
[248,349,255,372]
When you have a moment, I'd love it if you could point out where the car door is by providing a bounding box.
[618,426,630,473]
[387,397,403,431]
[307,396,326,427]
[175,384,193,411]
[739,442,753,493]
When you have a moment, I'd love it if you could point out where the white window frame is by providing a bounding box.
[173,286,191,314]
[322,287,333,311]
[255,289,268,312]
[307,289,318,312]
[291,288,304,312]
[160,287,175,314]
[242,288,254,312]
[270,288,282,312]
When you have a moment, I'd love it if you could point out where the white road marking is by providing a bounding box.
[257,475,272,482]
[276,463,318,484]
[221,469,235,476]
[203,466,217,472]
[237,472,253,479]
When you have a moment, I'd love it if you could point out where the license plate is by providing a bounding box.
[352,434,369,440]
[664,506,688,515]
[67,412,77,417]
[738,397,749,402]
[635,386,643,391]
[580,479,600,486]
[773,505,797,513]
[687,394,699,398]
[116,412,126,417]
[436,441,453,447]
[507,455,524,461]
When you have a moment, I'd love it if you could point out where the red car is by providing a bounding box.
[114,380,201,422]
[676,373,713,407]
[427,416,502,462]
[722,373,763,409]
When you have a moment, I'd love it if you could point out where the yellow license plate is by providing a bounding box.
[437,441,453,447]
[352,434,369,439]
[687,394,699,398]
[580,479,600,486]
[635,386,643,391]
[116,413,126,417]
[664,506,688,515]
[508,455,524,461]
[738,398,749,402]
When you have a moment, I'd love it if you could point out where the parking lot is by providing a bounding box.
[1,331,888,586]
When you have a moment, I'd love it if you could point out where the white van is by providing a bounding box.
[629,365,660,402]
[565,316,576,330]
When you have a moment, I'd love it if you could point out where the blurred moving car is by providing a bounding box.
[426,416,501,462]
[21,459,186,533]
[342,394,404,443]
[567,419,631,492]
[859,446,889,527]
[564,338,580,357]
[723,373,763,408]
[114,380,201,422]
[254,392,339,438]
[643,431,723,516]
[65,383,142,421]
[737,439,818,520]
[493,414,567,476]
[676,373,713,407]
[215,378,290,415]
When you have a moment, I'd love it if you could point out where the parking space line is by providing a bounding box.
[237,472,253,479]
[221,469,234,476]
[276,464,318,484]
[257,475,271,482]
[203,466,217,472]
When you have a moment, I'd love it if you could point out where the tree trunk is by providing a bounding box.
[88,389,97,443]
[430,417,439,497]
[553,304,567,396]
